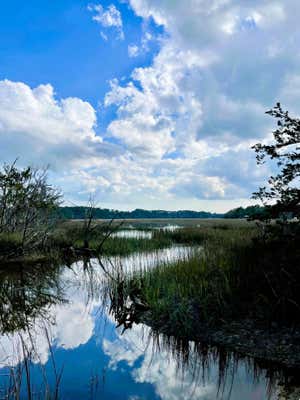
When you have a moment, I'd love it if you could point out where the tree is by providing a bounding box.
[0,161,61,253]
[252,103,300,220]
[251,105,300,323]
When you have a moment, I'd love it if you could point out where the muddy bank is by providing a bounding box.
[205,320,300,369]
[141,315,300,370]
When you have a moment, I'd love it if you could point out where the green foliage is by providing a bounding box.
[0,161,61,256]
[119,223,300,338]
[224,205,266,219]
[252,103,300,219]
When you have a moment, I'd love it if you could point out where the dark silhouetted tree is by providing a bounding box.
[252,103,300,220]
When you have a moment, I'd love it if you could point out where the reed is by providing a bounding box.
[118,223,300,336]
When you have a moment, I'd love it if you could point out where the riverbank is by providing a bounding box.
[142,314,300,369]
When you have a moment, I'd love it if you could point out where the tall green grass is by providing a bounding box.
[118,223,300,337]
[0,221,174,261]
[50,222,172,256]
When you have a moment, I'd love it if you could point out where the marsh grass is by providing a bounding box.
[0,220,174,261]
[115,222,300,336]
[50,222,172,256]
[0,218,254,262]
[152,220,257,244]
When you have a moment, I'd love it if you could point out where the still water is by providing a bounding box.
[0,247,298,399]
[111,230,153,239]
[111,225,182,239]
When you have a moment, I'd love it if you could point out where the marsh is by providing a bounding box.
[0,221,299,399]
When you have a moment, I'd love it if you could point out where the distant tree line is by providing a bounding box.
[59,207,224,219]
[223,205,266,219]
[58,206,266,220]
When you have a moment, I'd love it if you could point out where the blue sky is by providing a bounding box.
[0,1,158,126]
[0,0,299,211]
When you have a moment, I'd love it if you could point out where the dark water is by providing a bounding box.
[0,248,298,399]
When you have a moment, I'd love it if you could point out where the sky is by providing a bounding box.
[0,0,299,212]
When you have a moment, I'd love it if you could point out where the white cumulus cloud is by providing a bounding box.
[2,1,300,210]
[88,3,124,40]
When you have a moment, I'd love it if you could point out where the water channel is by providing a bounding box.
[0,246,298,399]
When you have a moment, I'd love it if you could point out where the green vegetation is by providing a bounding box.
[112,222,300,340]
[0,162,61,259]
[224,205,266,219]
[252,103,300,220]
[50,222,172,256]
[0,223,173,261]
[153,219,256,244]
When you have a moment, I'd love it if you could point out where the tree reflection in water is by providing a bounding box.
[0,261,65,399]
[0,261,65,335]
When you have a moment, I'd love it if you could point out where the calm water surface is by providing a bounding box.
[111,230,153,239]
[111,225,183,239]
[0,247,298,399]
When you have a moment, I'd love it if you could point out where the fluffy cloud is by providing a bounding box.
[128,32,155,58]
[0,80,96,141]
[1,1,300,210]
[127,1,287,43]
[0,80,114,168]
[128,44,139,58]
[88,3,124,40]
[104,43,215,159]
[100,0,300,207]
